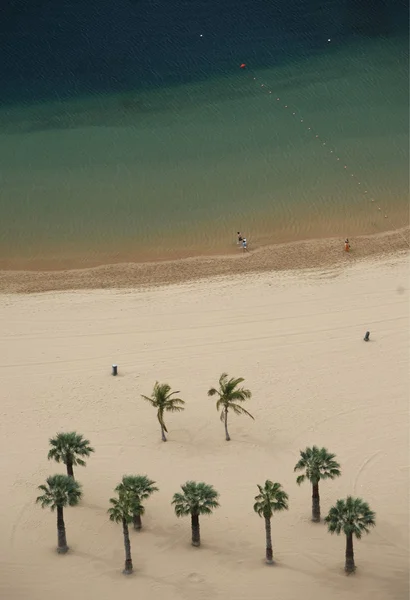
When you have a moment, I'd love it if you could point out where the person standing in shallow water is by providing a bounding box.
[344,238,350,252]
[242,238,248,252]
[237,231,243,244]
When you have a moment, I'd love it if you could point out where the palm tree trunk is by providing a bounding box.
[191,513,200,547]
[264,517,273,564]
[56,506,69,554]
[133,513,142,530]
[122,519,133,574]
[311,482,320,522]
[224,409,230,441]
[345,532,355,573]
[66,462,74,478]
[160,424,167,442]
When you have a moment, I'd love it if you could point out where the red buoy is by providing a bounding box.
[240,63,246,69]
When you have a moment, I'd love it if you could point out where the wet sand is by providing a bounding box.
[0,227,408,294]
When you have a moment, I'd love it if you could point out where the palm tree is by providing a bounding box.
[48,431,95,478]
[108,490,140,575]
[325,496,376,573]
[294,446,341,522]
[36,474,82,553]
[116,475,159,530]
[141,382,185,442]
[172,481,220,547]
[253,480,289,564]
[207,373,253,441]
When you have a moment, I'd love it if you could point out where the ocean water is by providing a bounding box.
[0,0,408,268]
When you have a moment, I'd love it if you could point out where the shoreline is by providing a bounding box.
[1,227,408,294]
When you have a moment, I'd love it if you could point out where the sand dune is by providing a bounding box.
[0,255,408,600]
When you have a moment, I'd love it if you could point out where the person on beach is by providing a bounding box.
[344,238,350,252]
[237,231,243,244]
[242,238,248,252]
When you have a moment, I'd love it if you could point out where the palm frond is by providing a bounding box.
[141,394,156,406]
[229,403,254,420]
[164,390,182,400]
[164,405,185,413]
[216,398,225,412]
[228,389,252,401]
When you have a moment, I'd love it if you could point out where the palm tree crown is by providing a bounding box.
[208,373,253,419]
[325,496,376,538]
[36,474,82,509]
[172,481,220,517]
[294,446,341,485]
[48,432,94,473]
[253,480,289,518]
[142,382,185,441]
[108,491,140,524]
[116,475,159,500]
[115,475,159,530]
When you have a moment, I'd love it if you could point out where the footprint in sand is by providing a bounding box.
[187,572,204,584]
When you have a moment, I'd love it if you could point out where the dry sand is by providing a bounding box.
[0,254,408,600]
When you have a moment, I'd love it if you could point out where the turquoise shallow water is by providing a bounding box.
[0,36,408,268]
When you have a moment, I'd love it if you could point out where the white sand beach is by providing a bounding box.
[0,255,408,600]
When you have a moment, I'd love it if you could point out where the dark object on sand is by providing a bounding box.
[364,332,370,342]
[112,364,118,376]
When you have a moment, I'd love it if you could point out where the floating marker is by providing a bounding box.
[112,364,118,376]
